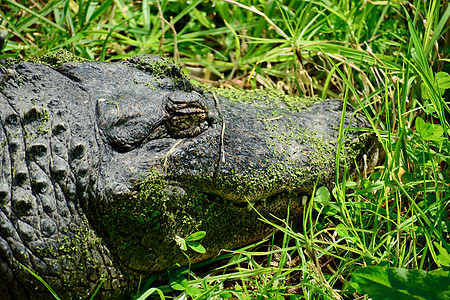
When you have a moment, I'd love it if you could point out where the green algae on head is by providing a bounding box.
[201,84,322,112]
[28,49,89,66]
[126,55,197,92]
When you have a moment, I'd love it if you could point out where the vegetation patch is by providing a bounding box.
[201,84,322,111]
[101,169,224,267]
[28,49,89,66]
[126,56,196,92]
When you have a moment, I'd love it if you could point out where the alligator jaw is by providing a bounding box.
[169,181,301,207]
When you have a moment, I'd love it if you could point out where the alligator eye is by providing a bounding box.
[166,91,208,138]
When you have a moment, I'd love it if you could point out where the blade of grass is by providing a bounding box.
[5,0,66,32]
[220,0,289,40]
[171,0,204,25]
[19,263,61,300]
[0,11,30,47]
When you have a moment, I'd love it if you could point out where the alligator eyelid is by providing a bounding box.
[111,118,167,152]
[145,119,166,137]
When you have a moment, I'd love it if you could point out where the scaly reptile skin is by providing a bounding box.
[0,55,377,299]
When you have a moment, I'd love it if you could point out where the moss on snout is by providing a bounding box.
[29,49,89,66]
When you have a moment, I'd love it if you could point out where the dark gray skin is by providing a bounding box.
[0,54,378,299]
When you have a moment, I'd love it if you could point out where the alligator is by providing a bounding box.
[0,52,378,299]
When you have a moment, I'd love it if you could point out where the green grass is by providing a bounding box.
[1,0,450,299]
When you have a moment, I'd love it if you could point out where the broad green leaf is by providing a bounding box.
[185,231,206,242]
[187,241,206,254]
[314,186,331,204]
[421,72,450,99]
[314,186,338,215]
[434,242,450,267]
[415,117,430,136]
[169,268,189,291]
[336,223,348,237]
[220,292,232,299]
[169,276,188,291]
[185,286,202,297]
[336,224,357,244]
[361,179,373,189]
[430,268,450,277]
[436,72,450,96]
[415,117,444,142]
[351,266,450,300]
[423,100,436,114]
[321,205,339,217]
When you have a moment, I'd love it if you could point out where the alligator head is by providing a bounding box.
[0,55,378,299]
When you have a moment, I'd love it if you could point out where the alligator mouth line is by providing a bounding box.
[183,187,308,210]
